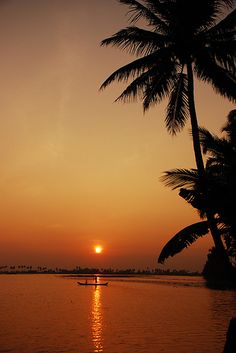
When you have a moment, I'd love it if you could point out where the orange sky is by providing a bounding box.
[0,0,234,271]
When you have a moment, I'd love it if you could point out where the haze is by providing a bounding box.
[0,0,234,271]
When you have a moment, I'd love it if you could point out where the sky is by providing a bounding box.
[0,0,234,271]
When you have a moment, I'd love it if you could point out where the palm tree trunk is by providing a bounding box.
[186,62,227,256]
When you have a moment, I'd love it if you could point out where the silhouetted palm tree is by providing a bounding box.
[200,110,236,260]
[100,0,236,256]
[200,111,236,199]
[158,110,236,273]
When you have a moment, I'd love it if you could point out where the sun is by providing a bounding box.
[94,245,103,254]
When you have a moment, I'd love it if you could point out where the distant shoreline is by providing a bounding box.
[0,268,201,277]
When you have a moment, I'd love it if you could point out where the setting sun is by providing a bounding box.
[94,246,103,254]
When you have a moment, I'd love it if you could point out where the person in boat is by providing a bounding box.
[94,276,97,283]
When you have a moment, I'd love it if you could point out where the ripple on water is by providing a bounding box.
[0,275,235,353]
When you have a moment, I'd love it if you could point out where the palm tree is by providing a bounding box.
[200,110,236,213]
[158,110,236,279]
[100,0,236,257]
[200,110,236,261]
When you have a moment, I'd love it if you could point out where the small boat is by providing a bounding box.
[77,281,108,286]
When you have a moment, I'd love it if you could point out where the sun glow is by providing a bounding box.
[94,246,103,254]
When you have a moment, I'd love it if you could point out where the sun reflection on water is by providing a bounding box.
[91,285,103,352]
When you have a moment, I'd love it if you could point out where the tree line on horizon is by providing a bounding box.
[100,0,236,287]
[0,264,200,276]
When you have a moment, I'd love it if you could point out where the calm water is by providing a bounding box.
[0,275,235,353]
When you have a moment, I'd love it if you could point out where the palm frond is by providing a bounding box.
[199,128,234,166]
[213,0,235,12]
[202,35,236,73]
[165,72,189,135]
[163,0,223,34]
[100,47,178,108]
[199,127,224,153]
[99,51,159,90]
[114,66,157,103]
[119,0,168,31]
[219,0,235,8]
[160,168,199,190]
[194,50,236,102]
[222,109,236,142]
[205,8,236,36]
[179,188,200,204]
[199,11,236,75]
[144,0,176,26]
[100,26,167,56]
[179,188,206,217]
[158,221,209,264]
[142,60,177,110]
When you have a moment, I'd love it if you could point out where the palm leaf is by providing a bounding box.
[217,0,235,8]
[166,72,189,135]
[222,109,236,139]
[142,60,177,110]
[199,127,225,154]
[205,8,236,35]
[194,50,236,102]
[114,65,158,103]
[119,0,168,31]
[160,168,199,190]
[144,0,178,26]
[201,10,236,75]
[100,47,178,109]
[100,26,167,56]
[199,127,233,165]
[113,63,173,104]
[158,221,209,264]
[99,51,159,90]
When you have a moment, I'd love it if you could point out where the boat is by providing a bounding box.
[77,281,108,286]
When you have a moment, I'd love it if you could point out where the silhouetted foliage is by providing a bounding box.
[101,0,236,260]
[0,265,200,276]
[159,110,236,284]
[158,221,209,264]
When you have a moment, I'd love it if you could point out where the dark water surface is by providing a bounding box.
[0,275,235,353]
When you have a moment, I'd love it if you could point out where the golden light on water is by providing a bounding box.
[91,286,103,352]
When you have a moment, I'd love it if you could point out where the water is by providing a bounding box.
[0,275,235,353]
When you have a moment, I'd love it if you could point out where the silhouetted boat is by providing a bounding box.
[77,281,108,286]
